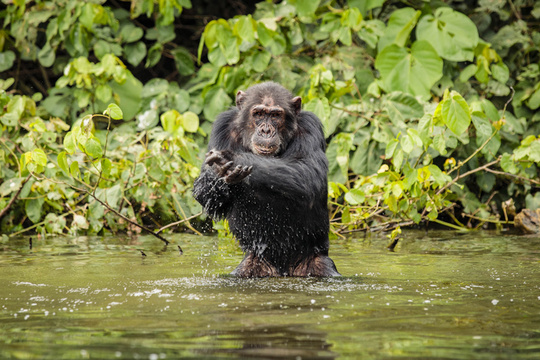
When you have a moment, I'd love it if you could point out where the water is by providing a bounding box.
[1,231,540,359]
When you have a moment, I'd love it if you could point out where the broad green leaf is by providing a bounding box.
[96,84,112,102]
[0,51,16,72]
[529,140,540,162]
[428,164,451,187]
[109,73,143,121]
[182,111,199,133]
[203,87,232,122]
[124,42,147,67]
[251,50,272,72]
[161,109,181,133]
[57,151,69,174]
[85,137,103,159]
[491,62,509,84]
[385,139,399,159]
[378,8,421,51]
[106,103,123,120]
[172,47,195,76]
[500,153,518,174]
[459,64,477,82]
[216,22,239,65]
[0,177,24,197]
[234,15,255,42]
[70,160,80,178]
[120,24,144,43]
[416,7,479,61]
[38,44,55,67]
[344,189,365,205]
[31,149,47,167]
[63,132,76,154]
[441,91,471,136]
[106,184,123,208]
[304,97,330,134]
[433,134,447,155]
[25,197,44,223]
[295,0,321,18]
[256,22,286,55]
[375,41,443,98]
[471,111,500,158]
[385,92,423,125]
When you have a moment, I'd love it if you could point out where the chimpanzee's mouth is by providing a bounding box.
[254,145,277,155]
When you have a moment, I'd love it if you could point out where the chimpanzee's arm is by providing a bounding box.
[233,111,328,203]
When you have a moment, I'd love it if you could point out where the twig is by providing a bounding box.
[84,189,171,246]
[436,158,501,196]
[0,174,32,221]
[463,213,513,225]
[157,212,202,234]
[484,168,540,186]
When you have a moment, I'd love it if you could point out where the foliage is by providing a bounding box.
[1,0,540,237]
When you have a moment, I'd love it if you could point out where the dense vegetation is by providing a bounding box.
[1,0,539,239]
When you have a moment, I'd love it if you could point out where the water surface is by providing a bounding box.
[1,231,539,359]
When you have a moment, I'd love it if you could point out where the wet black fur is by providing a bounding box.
[193,82,340,277]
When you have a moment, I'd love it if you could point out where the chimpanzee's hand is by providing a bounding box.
[205,149,252,184]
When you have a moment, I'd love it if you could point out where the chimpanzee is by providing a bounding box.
[193,82,340,277]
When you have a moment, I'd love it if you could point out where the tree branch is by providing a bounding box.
[0,174,32,221]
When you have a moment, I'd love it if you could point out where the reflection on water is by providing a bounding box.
[1,231,540,359]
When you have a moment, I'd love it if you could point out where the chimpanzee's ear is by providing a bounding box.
[292,96,302,115]
[236,90,246,110]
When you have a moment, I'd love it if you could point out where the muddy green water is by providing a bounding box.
[1,231,540,359]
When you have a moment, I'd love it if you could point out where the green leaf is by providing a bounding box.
[441,91,471,136]
[378,8,421,51]
[295,0,321,18]
[57,151,69,174]
[124,42,147,67]
[385,139,399,159]
[344,189,365,205]
[256,22,286,55]
[491,62,509,84]
[203,87,232,122]
[64,132,76,154]
[182,111,199,133]
[500,153,518,174]
[375,41,443,98]
[96,84,112,102]
[385,92,423,125]
[416,7,479,61]
[234,15,255,42]
[120,24,144,43]
[161,109,181,133]
[529,140,540,162]
[70,160,80,178]
[172,47,195,76]
[31,149,47,167]
[251,50,272,72]
[459,64,478,83]
[106,184,123,208]
[216,22,240,65]
[85,137,103,159]
[471,112,500,158]
[38,44,55,67]
[433,134,447,155]
[106,103,123,120]
[0,51,16,72]
[25,197,44,223]
[428,164,451,187]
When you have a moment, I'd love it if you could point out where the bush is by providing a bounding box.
[1,0,539,237]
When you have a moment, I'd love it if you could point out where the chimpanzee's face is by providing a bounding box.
[236,86,301,156]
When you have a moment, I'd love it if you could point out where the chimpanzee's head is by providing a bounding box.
[235,82,301,156]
